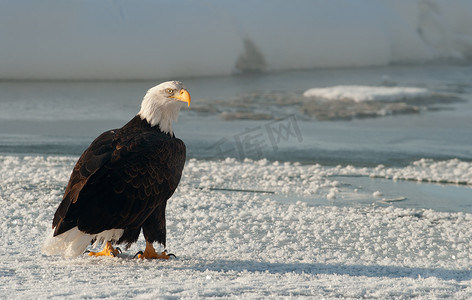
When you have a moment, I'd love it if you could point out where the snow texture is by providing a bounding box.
[335,159,472,185]
[1,0,472,79]
[2,155,472,298]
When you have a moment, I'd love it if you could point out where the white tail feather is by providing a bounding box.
[42,227,124,258]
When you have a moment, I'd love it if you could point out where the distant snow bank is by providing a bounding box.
[1,0,472,79]
[330,158,472,186]
[371,159,472,185]
[303,86,432,102]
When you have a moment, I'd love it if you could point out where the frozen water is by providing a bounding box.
[0,62,471,297]
[342,158,472,185]
[303,86,432,102]
[1,155,472,298]
[301,85,459,120]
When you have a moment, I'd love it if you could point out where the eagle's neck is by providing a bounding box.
[122,116,174,138]
[137,94,182,135]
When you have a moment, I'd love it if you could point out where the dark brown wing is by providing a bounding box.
[52,130,116,235]
[53,130,186,238]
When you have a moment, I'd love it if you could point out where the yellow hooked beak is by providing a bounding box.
[171,89,191,107]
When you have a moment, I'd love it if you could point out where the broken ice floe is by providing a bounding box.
[190,85,461,121]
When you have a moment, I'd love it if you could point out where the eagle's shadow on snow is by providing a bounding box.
[187,259,472,281]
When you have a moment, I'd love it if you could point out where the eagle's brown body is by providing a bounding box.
[52,115,186,249]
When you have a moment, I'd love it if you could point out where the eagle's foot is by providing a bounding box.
[88,241,121,257]
[135,241,175,259]
[136,250,175,259]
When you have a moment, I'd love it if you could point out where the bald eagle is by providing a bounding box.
[42,81,190,259]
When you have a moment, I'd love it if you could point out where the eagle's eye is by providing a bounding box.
[165,88,174,95]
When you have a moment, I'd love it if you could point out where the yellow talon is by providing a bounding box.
[137,241,173,259]
[88,241,120,257]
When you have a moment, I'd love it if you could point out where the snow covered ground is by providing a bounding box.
[1,155,472,298]
[337,158,472,186]
[1,0,472,79]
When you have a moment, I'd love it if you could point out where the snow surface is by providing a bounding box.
[334,158,472,185]
[303,86,432,102]
[2,155,472,298]
[1,0,472,79]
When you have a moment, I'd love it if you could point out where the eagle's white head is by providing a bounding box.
[138,81,191,135]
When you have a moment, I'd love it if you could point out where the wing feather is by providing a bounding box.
[53,128,185,239]
[52,130,116,234]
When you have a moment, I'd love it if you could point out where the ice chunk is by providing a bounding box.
[303,86,432,102]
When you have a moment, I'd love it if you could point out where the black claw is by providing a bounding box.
[134,251,144,258]
[164,250,176,258]
[84,250,90,254]
[116,247,122,254]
